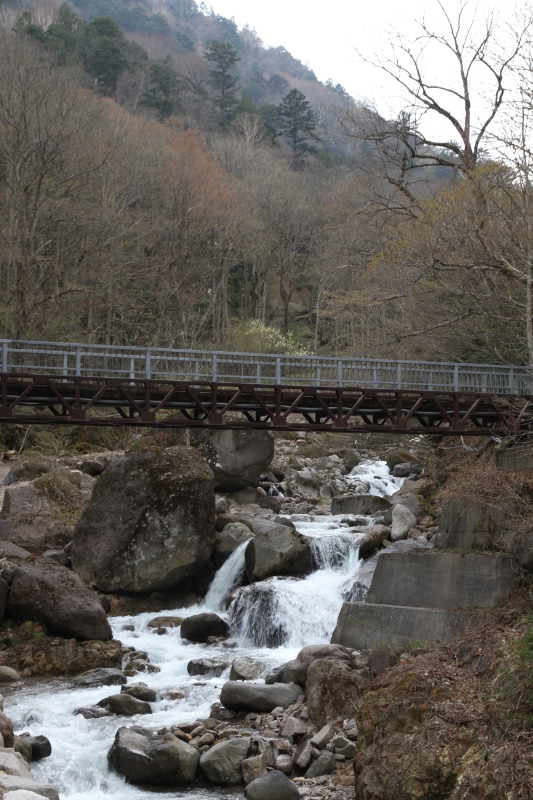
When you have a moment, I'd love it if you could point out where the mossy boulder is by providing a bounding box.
[71,447,215,593]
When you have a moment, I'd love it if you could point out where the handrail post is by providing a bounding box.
[2,342,8,374]
[276,357,281,385]
[396,362,402,390]
[337,359,343,387]
[509,367,515,394]
[212,353,217,382]
[145,349,151,380]
[454,365,459,391]
[75,346,82,377]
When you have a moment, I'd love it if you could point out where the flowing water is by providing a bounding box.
[4,459,403,799]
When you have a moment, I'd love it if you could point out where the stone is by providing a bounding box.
[199,736,251,784]
[72,668,126,688]
[242,754,267,784]
[124,659,160,676]
[0,778,59,800]
[281,716,307,738]
[289,644,354,685]
[4,791,51,800]
[196,430,274,492]
[108,726,198,785]
[74,706,110,719]
[230,656,262,681]
[390,504,417,541]
[0,666,21,682]
[220,682,302,712]
[393,463,415,477]
[333,735,356,758]
[181,613,228,643]
[8,556,111,641]
[0,482,70,550]
[0,750,32,779]
[147,615,183,630]
[306,659,369,728]
[272,516,296,529]
[331,602,474,649]
[71,447,215,593]
[293,739,312,768]
[245,769,300,799]
[42,550,70,567]
[274,753,292,772]
[357,524,391,557]
[245,524,313,582]
[17,734,51,761]
[343,450,362,471]
[0,712,13,748]
[187,658,229,677]
[305,751,337,778]
[264,664,288,684]
[332,494,390,516]
[121,684,157,702]
[13,736,32,764]
[367,651,391,678]
[311,724,334,749]
[96,694,152,716]
[366,551,517,608]
[216,514,254,533]
[214,523,254,567]
[0,543,30,561]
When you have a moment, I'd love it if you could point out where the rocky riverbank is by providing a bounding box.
[0,427,532,799]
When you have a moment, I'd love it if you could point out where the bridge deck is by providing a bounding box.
[0,340,531,433]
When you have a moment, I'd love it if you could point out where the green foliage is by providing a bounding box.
[279,88,318,165]
[79,0,171,35]
[267,73,289,95]
[140,56,181,119]
[325,78,350,98]
[259,102,281,144]
[174,27,196,52]
[246,61,267,103]
[204,39,241,127]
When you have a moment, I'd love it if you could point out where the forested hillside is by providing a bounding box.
[1,0,533,366]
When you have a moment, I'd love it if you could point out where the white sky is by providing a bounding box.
[207,0,523,142]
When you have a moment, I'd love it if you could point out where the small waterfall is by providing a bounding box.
[204,541,248,612]
[229,533,362,648]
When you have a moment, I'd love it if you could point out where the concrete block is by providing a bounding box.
[435,498,509,550]
[496,447,533,472]
[367,552,517,609]
[331,602,473,650]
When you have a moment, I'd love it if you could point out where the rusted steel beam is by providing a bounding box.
[0,373,529,434]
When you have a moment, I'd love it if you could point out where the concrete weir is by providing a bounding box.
[331,551,518,650]
[331,603,473,650]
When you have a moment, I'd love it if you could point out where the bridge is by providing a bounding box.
[1,339,532,435]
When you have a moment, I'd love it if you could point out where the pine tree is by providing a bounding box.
[140,57,181,119]
[278,89,318,166]
[204,40,240,128]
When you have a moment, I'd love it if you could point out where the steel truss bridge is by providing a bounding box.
[1,339,533,435]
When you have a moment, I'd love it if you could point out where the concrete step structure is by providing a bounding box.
[331,551,518,650]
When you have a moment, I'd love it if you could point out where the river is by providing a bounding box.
[4,460,402,799]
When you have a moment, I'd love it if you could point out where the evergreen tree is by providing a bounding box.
[204,40,240,127]
[278,89,318,166]
[140,56,181,119]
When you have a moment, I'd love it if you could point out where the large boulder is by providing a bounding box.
[0,777,59,800]
[199,737,251,784]
[195,430,274,492]
[71,447,215,593]
[214,523,254,568]
[0,481,70,550]
[331,494,390,516]
[245,523,313,582]
[72,668,126,688]
[180,613,228,643]
[109,726,198,785]
[8,556,112,641]
[245,770,300,799]
[96,694,151,716]
[357,524,391,557]
[391,505,417,541]
[289,644,354,685]
[306,659,370,728]
[220,682,302,712]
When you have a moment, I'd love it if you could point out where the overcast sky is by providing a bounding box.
[207,0,520,141]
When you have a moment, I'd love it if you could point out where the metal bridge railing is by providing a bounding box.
[2,339,533,393]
